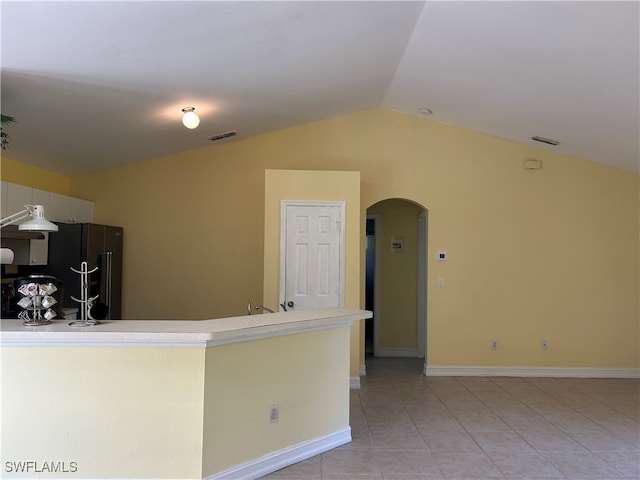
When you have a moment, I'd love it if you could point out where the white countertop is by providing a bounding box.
[0,307,372,347]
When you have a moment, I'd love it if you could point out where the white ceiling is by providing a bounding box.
[1,1,638,175]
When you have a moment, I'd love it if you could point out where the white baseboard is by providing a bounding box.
[377,348,418,357]
[424,365,640,379]
[207,427,351,480]
[359,364,366,376]
[350,376,361,389]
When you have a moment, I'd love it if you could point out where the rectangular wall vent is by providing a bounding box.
[208,131,237,142]
[523,159,542,170]
[531,136,559,146]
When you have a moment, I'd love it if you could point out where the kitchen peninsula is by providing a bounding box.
[1,307,371,479]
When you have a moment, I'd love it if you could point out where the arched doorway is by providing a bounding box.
[365,198,427,365]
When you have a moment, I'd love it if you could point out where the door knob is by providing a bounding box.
[287,301,294,308]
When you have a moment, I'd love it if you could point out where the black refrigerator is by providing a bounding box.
[46,223,123,320]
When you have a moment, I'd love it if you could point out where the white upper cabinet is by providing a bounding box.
[0,181,7,218]
[48,192,94,223]
[2,182,94,225]
[32,188,51,209]
[6,183,32,217]
[70,198,94,223]
[47,192,71,222]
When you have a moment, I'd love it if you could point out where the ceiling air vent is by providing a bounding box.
[531,136,559,146]
[208,131,237,142]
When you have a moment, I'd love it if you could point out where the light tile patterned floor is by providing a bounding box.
[263,357,640,479]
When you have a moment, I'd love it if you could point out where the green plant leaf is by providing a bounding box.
[1,114,16,125]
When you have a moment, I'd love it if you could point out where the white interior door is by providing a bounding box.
[280,201,345,311]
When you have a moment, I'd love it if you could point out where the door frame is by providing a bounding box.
[417,211,427,359]
[367,214,382,357]
[279,200,346,311]
[366,205,427,360]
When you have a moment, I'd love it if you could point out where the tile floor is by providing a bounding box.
[264,357,640,480]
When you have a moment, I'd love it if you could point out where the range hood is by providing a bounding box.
[0,225,45,240]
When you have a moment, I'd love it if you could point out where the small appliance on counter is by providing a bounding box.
[13,275,64,326]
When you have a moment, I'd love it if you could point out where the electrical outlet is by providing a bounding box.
[541,339,548,350]
[269,404,279,423]
[491,340,498,350]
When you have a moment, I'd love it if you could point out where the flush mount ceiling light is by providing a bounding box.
[181,107,200,129]
[418,108,433,116]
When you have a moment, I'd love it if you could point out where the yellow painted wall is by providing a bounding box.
[368,199,424,351]
[7,108,639,369]
[263,169,362,377]
[72,146,267,320]
[1,326,350,479]
[201,327,350,477]
[1,346,205,479]
[0,156,71,195]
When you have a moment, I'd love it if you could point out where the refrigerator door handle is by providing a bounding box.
[105,251,112,320]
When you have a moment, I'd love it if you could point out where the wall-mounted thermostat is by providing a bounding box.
[435,251,447,261]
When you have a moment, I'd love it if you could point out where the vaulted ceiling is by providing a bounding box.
[1,1,638,175]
